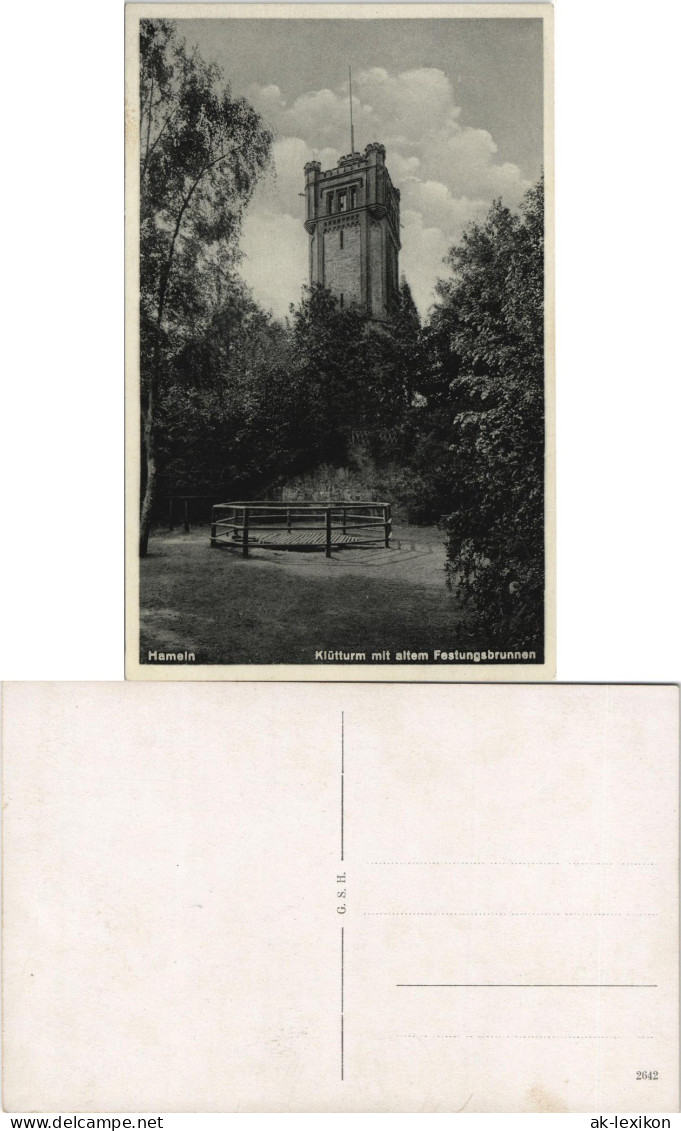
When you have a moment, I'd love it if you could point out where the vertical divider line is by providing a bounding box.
[341,925,345,1081]
[341,710,345,1081]
[341,710,345,861]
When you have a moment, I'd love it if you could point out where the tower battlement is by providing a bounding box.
[303,142,401,321]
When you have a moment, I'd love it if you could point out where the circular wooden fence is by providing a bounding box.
[210,501,392,557]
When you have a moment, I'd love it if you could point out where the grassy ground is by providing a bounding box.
[139,523,471,666]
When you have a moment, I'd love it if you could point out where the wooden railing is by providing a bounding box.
[210,501,392,558]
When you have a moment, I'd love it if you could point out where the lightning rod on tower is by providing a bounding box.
[348,65,355,153]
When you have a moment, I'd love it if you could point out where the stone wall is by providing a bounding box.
[323,224,361,305]
[369,220,386,318]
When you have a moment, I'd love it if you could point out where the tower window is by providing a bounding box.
[338,191,347,213]
[327,193,334,214]
[350,186,357,209]
[340,293,344,308]
[339,230,344,250]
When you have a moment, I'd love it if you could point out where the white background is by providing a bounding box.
[0,0,679,1123]
[1,0,680,684]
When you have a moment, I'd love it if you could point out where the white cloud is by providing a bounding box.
[254,137,338,217]
[387,153,422,180]
[399,210,452,317]
[244,66,534,315]
[400,178,486,237]
[240,209,307,320]
[248,83,286,111]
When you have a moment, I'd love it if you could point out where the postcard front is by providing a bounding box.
[125,4,555,680]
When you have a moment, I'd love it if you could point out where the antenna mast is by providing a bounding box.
[348,65,355,153]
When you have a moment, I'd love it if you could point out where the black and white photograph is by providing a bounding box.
[125,3,554,678]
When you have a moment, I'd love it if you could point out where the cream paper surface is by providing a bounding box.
[2,682,677,1112]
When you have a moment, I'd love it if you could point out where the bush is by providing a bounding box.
[434,179,545,650]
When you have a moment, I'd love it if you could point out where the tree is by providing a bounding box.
[356,277,424,445]
[138,19,272,554]
[389,276,423,409]
[155,273,294,498]
[433,178,545,648]
[288,284,369,467]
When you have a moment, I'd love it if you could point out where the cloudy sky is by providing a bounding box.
[178,17,544,318]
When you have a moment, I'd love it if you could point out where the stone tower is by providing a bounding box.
[303,143,401,322]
